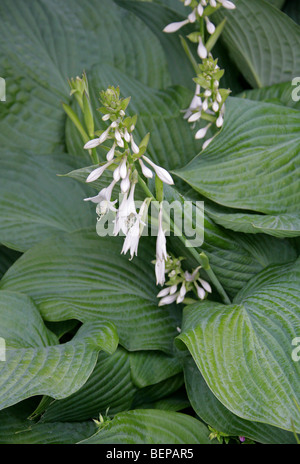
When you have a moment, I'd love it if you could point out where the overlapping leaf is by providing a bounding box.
[0,229,181,352]
[0,290,118,411]
[176,258,300,432]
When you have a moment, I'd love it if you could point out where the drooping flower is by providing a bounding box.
[142,156,174,185]
[155,203,168,286]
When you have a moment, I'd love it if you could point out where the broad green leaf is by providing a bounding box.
[0,0,171,154]
[0,151,95,252]
[0,290,118,410]
[129,350,183,388]
[184,356,297,444]
[204,202,300,238]
[165,187,297,298]
[40,348,137,423]
[0,399,97,444]
[79,409,215,444]
[266,0,285,7]
[214,0,300,88]
[174,97,300,215]
[239,81,300,111]
[113,0,195,88]
[176,258,300,432]
[132,374,184,410]
[0,229,181,352]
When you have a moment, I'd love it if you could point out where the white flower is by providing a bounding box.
[219,0,236,10]
[121,198,148,260]
[106,142,116,161]
[205,16,216,35]
[195,123,211,139]
[197,37,207,60]
[163,19,189,33]
[155,203,168,286]
[158,292,178,306]
[119,157,128,179]
[113,182,137,236]
[139,159,153,179]
[131,135,140,155]
[86,159,115,183]
[199,278,212,293]
[84,179,116,204]
[157,287,171,298]
[142,155,174,185]
[216,114,224,128]
[195,282,206,300]
[202,136,214,150]
[188,110,202,123]
[184,84,202,120]
[120,173,130,194]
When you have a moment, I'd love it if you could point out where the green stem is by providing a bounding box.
[137,174,231,305]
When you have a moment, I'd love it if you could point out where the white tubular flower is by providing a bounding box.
[157,287,171,298]
[120,172,130,193]
[197,3,204,16]
[119,157,128,179]
[195,282,206,300]
[124,128,131,143]
[197,37,207,60]
[184,0,192,5]
[199,278,212,293]
[169,284,178,295]
[121,198,148,260]
[195,123,211,140]
[102,113,110,121]
[219,0,236,9]
[131,135,140,155]
[202,136,214,150]
[163,19,189,33]
[139,159,153,179]
[188,110,202,123]
[205,16,216,34]
[84,179,116,204]
[184,84,202,120]
[188,9,196,23]
[86,159,114,183]
[216,114,224,128]
[210,0,217,7]
[142,155,174,185]
[113,164,121,182]
[106,142,116,161]
[212,101,219,112]
[84,138,102,150]
[158,292,178,306]
[155,203,168,286]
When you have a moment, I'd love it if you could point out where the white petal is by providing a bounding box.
[197,4,204,16]
[139,159,153,179]
[195,283,206,300]
[195,124,210,139]
[155,259,166,286]
[102,113,110,121]
[169,284,178,295]
[202,137,214,149]
[205,17,216,34]
[106,142,116,161]
[84,138,101,150]
[197,38,207,60]
[119,158,128,179]
[163,19,189,33]
[131,135,140,155]
[158,293,178,306]
[188,111,202,123]
[142,156,174,185]
[199,278,212,293]
[212,101,219,112]
[220,0,236,10]
[216,115,224,128]
[120,174,130,193]
[157,287,171,298]
[86,160,113,183]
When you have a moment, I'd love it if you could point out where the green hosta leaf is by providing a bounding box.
[0,229,181,352]
[132,374,184,410]
[204,202,300,238]
[40,347,137,423]
[113,0,195,88]
[239,81,300,110]
[0,290,118,411]
[79,409,215,444]
[0,0,171,154]
[164,186,297,298]
[0,399,97,444]
[0,151,95,252]
[214,0,300,88]
[184,356,297,444]
[129,350,183,388]
[176,258,300,432]
[174,97,300,215]
[0,247,21,278]
[284,0,300,24]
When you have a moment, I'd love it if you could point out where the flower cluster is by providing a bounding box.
[83,87,174,284]
[156,254,212,306]
[163,0,235,147]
